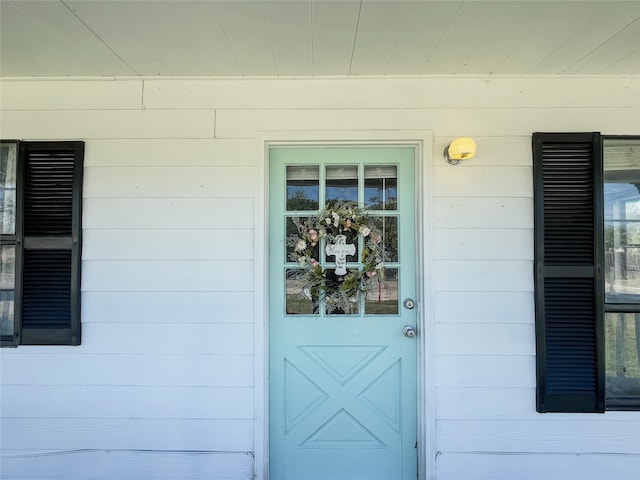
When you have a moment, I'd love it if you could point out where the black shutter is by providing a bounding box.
[17,142,83,345]
[533,132,604,412]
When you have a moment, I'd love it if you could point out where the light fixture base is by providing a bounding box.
[444,146,463,165]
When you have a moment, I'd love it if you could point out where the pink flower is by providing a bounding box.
[310,258,320,268]
[309,229,319,242]
[366,271,376,278]
[370,233,382,244]
[345,219,352,229]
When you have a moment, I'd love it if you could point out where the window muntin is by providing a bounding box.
[604,138,640,408]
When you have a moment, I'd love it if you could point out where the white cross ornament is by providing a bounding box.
[325,234,356,276]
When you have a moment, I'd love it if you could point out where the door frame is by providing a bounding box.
[254,130,434,480]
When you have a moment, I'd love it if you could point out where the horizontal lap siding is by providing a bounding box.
[1,77,639,480]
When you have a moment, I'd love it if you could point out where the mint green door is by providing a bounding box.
[269,146,417,480]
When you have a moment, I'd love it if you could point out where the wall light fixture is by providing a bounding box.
[444,137,477,165]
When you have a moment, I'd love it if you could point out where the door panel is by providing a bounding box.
[269,147,417,480]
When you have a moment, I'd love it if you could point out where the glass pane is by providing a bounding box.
[326,165,358,204]
[324,269,359,315]
[606,312,640,402]
[286,269,317,315]
[286,216,319,264]
[0,245,15,338]
[371,216,399,263]
[604,139,640,303]
[364,165,397,210]
[287,165,319,211]
[365,268,398,315]
[0,143,17,235]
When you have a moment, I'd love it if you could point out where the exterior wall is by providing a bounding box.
[1,76,639,479]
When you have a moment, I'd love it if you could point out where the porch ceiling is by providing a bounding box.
[1,0,639,78]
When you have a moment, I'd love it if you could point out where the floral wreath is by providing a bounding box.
[287,201,384,314]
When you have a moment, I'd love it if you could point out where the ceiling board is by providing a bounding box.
[528,2,633,74]
[311,0,360,75]
[212,1,276,76]
[457,1,550,75]
[386,1,459,75]
[262,0,313,76]
[8,0,132,76]
[65,0,168,75]
[161,1,241,76]
[350,0,411,74]
[423,1,510,74]
[107,1,203,75]
[569,18,640,74]
[604,49,640,75]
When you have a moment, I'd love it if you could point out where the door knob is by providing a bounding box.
[402,325,416,338]
[403,298,415,310]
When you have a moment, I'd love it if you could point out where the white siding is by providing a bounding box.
[1,76,639,480]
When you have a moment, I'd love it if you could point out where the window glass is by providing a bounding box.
[604,139,640,303]
[287,165,319,211]
[365,268,398,315]
[0,245,15,338]
[364,165,397,210]
[0,143,17,235]
[326,165,358,203]
[606,312,640,405]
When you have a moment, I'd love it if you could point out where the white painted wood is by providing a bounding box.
[81,291,254,324]
[433,260,533,292]
[141,77,640,110]
[493,1,606,74]
[350,1,411,75]
[82,198,254,229]
[434,291,534,324]
[433,166,532,197]
[84,166,254,198]
[160,2,241,76]
[214,107,639,139]
[436,355,535,388]
[262,1,312,76]
[434,228,533,261]
[437,419,640,454]
[435,324,535,356]
[83,229,254,260]
[0,80,142,110]
[2,417,253,450]
[436,387,537,420]
[435,452,640,480]
[1,385,253,419]
[528,2,637,75]
[434,197,533,229]
[1,323,254,355]
[423,2,510,74]
[433,136,532,167]
[82,259,253,292]
[386,1,458,75]
[211,1,276,76]
[0,354,254,387]
[85,139,255,167]
[310,0,360,75]
[0,110,214,139]
[1,449,253,480]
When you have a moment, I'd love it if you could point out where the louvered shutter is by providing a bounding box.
[533,132,604,413]
[17,142,83,345]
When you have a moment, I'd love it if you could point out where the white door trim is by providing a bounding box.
[254,130,434,480]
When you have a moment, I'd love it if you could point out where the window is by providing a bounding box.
[0,141,84,347]
[533,133,640,412]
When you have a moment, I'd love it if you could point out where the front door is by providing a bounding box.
[269,146,418,480]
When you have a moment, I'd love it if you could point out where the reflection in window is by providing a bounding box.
[371,216,398,262]
[285,269,317,315]
[287,165,319,211]
[364,165,397,210]
[0,246,15,338]
[604,139,640,303]
[326,165,358,203]
[606,312,640,405]
[0,143,17,235]
[365,268,398,315]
